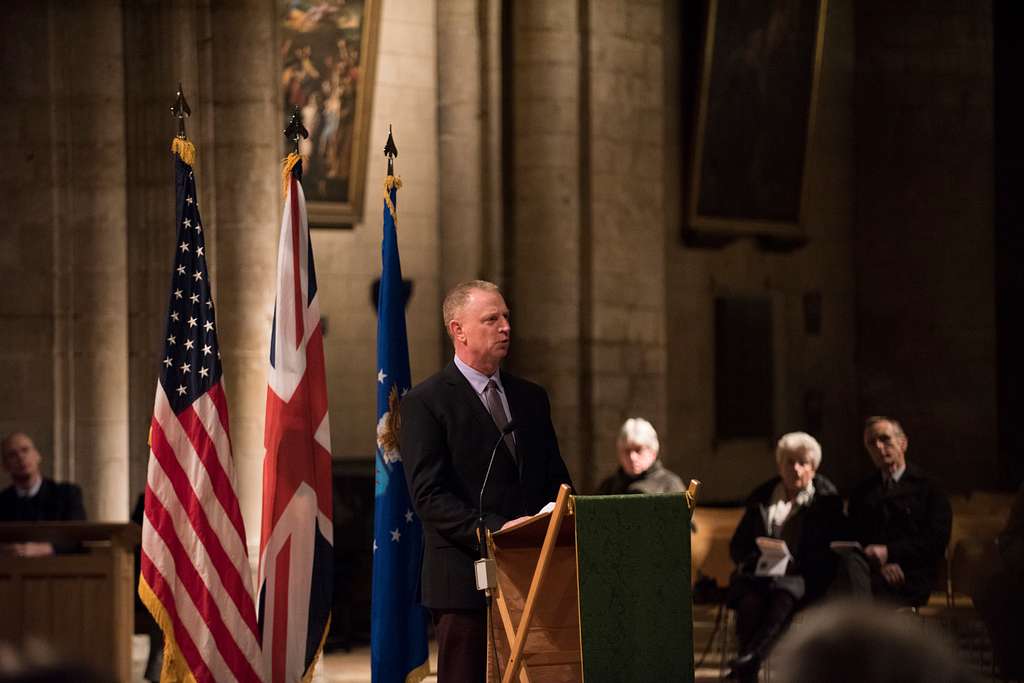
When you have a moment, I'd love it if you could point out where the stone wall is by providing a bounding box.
[664,0,858,501]
[854,0,996,491]
[1,1,62,483]
[314,0,441,460]
[0,0,1006,518]
[491,0,671,491]
[586,0,668,492]
[0,0,441,529]
[0,0,131,519]
[503,0,588,482]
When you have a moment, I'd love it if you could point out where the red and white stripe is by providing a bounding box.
[259,169,333,683]
[140,382,264,683]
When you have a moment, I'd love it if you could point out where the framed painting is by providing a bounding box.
[280,0,381,227]
[688,0,828,238]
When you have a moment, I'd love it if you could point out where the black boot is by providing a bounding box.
[727,591,797,681]
[724,651,761,682]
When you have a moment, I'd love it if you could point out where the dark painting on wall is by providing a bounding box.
[280,0,381,227]
[688,0,828,238]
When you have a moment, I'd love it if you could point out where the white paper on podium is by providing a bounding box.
[755,536,792,576]
[536,501,556,515]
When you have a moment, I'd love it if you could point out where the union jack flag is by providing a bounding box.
[139,138,263,683]
[258,155,334,683]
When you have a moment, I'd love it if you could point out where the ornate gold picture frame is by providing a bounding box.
[280,0,381,227]
[688,0,828,238]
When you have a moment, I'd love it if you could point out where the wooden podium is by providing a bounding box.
[486,483,698,683]
[0,522,140,682]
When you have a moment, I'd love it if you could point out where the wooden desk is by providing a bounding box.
[0,523,140,683]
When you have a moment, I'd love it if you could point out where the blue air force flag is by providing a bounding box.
[371,174,430,683]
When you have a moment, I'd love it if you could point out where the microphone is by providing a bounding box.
[479,421,517,525]
[475,421,516,595]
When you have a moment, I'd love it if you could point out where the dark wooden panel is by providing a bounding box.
[715,296,774,440]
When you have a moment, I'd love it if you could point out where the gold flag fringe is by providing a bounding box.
[139,576,199,683]
[282,153,302,199]
[405,659,431,683]
[300,616,332,683]
[171,137,196,167]
[384,175,402,224]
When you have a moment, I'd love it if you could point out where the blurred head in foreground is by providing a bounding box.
[772,600,973,683]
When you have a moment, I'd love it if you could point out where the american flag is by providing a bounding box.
[258,155,334,683]
[139,139,264,683]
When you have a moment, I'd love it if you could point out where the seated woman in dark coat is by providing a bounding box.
[596,417,686,495]
[725,432,845,682]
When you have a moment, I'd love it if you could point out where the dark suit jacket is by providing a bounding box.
[0,478,86,522]
[401,361,573,610]
[848,462,952,605]
[0,478,87,554]
[729,474,844,603]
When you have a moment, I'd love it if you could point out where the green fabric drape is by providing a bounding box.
[575,493,694,683]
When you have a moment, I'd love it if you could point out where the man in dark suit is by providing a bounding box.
[841,416,951,606]
[1,432,87,556]
[401,280,573,681]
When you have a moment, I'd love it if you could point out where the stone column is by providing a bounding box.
[207,1,280,541]
[586,0,667,483]
[53,0,131,520]
[123,0,207,503]
[506,0,587,484]
[0,2,61,477]
[438,0,486,290]
[507,0,670,491]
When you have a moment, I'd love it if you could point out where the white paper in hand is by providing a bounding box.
[755,536,792,576]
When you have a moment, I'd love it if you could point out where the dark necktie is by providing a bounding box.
[484,379,516,462]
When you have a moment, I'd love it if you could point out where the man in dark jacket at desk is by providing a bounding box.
[0,432,86,556]
[840,416,951,607]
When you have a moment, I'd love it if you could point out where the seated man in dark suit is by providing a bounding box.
[838,416,951,606]
[0,432,87,556]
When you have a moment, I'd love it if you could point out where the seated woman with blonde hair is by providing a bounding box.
[725,432,845,682]
[596,417,685,495]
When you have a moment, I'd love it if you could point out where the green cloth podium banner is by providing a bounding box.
[486,485,695,683]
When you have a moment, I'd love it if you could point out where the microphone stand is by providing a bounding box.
[476,422,516,600]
